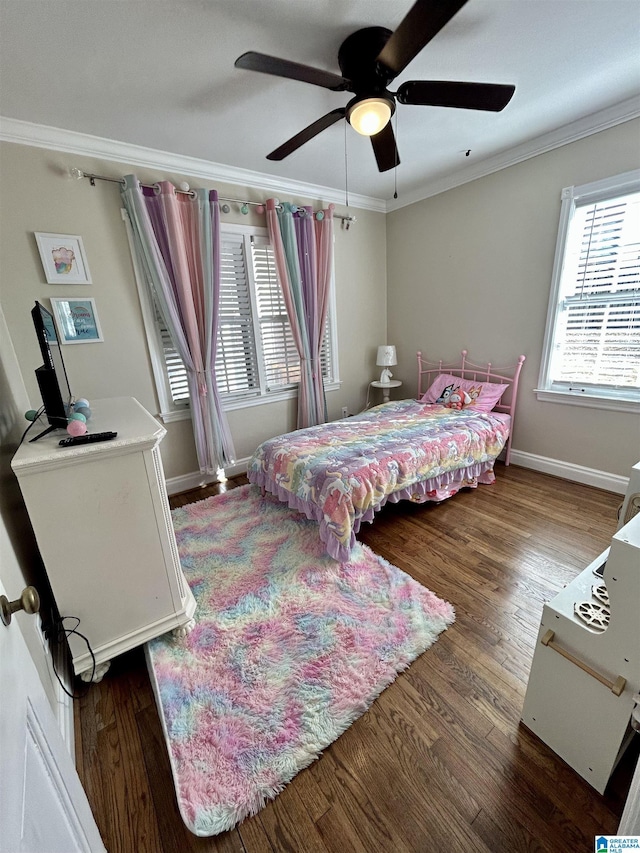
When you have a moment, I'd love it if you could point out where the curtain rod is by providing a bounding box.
[69,168,356,225]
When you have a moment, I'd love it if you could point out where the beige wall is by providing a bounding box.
[387,119,640,478]
[0,142,387,479]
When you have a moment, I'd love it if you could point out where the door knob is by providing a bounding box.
[0,586,40,627]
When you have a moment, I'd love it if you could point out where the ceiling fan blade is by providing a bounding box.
[397,80,515,111]
[267,109,347,160]
[376,0,469,78]
[235,52,349,91]
[370,122,400,173]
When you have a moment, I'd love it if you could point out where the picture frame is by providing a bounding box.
[50,298,104,344]
[35,232,92,284]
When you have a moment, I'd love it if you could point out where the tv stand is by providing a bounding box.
[11,397,196,682]
[33,364,68,440]
[29,423,59,442]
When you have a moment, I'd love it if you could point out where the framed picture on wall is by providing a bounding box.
[50,297,103,344]
[35,232,92,284]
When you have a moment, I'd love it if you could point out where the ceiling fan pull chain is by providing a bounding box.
[394,110,399,199]
[344,121,349,209]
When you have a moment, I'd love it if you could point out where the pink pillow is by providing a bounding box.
[420,373,509,413]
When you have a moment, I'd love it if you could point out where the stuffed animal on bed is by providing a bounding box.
[437,383,471,409]
[446,386,472,409]
[467,385,483,406]
[436,384,455,405]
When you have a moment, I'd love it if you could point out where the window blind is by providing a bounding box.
[251,236,334,390]
[218,234,259,396]
[251,238,301,388]
[155,301,189,405]
[552,191,640,390]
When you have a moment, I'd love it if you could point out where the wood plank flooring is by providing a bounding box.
[75,464,638,852]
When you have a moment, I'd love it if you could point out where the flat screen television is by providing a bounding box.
[30,300,73,441]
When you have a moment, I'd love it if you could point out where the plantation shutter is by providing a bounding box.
[155,226,336,406]
[319,322,333,380]
[217,234,259,396]
[251,236,334,390]
[155,302,190,405]
[252,237,300,388]
[155,235,259,403]
[551,190,640,390]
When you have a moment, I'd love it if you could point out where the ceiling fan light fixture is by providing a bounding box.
[347,97,393,136]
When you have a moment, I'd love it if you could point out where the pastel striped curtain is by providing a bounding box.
[266,199,334,429]
[121,175,236,474]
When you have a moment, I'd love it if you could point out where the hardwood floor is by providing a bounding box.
[75,464,638,852]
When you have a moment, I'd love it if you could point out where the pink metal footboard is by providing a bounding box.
[416,349,526,466]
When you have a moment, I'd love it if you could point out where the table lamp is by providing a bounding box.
[376,345,397,384]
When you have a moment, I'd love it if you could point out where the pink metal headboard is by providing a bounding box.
[416,349,526,466]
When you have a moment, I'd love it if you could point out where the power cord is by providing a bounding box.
[19,406,45,445]
[46,615,96,698]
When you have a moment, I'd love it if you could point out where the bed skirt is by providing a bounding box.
[249,460,497,562]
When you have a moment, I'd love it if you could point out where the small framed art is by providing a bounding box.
[50,298,103,344]
[35,233,92,284]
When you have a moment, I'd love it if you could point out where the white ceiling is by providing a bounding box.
[1,0,639,206]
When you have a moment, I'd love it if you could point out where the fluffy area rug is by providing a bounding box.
[146,484,455,836]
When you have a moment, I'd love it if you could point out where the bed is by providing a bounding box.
[247,350,525,561]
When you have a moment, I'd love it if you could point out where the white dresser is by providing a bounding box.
[11,397,196,682]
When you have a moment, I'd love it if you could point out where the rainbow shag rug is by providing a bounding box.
[146,485,454,836]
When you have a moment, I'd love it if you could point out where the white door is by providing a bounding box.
[0,580,106,853]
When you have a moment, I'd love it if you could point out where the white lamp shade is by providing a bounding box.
[376,345,397,367]
[348,98,392,136]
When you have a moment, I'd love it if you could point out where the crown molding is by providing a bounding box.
[2,97,638,215]
[0,116,386,213]
[386,96,640,212]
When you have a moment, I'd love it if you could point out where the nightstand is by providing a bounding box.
[370,379,402,403]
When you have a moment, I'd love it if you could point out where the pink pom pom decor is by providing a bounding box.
[66,419,88,437]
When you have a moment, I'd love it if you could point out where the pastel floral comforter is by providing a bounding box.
[247,399,511,561]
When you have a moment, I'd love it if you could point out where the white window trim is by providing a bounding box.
[536,169,640,414]
[123,210,341,422]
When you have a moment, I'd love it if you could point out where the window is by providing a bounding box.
[537,170,640,412]
[131,221,339,420]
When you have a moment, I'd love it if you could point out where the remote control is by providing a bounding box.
[59,431,118,447]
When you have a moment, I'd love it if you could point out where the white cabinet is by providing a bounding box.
[11,397,196,681]
[521,511,640,793]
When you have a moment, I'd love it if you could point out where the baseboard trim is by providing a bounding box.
[165,471,218,496]
[509,449,629,494]
[222,457,252,479]
[165,457,250,496]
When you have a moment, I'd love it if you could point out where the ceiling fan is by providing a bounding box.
[235,0,515,173]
